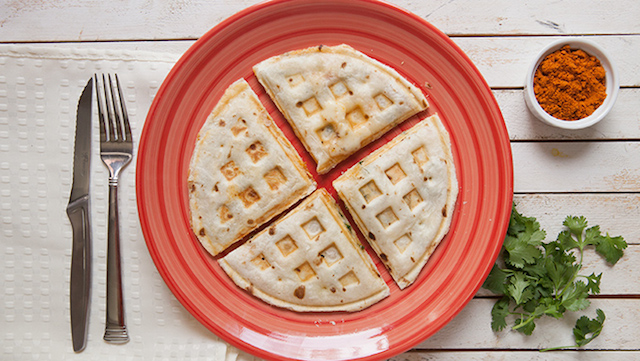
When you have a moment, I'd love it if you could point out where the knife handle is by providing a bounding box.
[104,182,129,343]
[67,196,92,352]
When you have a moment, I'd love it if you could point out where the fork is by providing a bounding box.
[95,74,131,344]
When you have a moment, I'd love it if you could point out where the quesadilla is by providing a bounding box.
[253,44,428,174]
[333,114,458,289]
[188,79,316,256]
[219,189,390,312]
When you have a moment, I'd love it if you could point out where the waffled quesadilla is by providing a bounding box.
[219,189,390,312]
[253,44,428,174]
[333,114,458,289]
[188,79,316,256]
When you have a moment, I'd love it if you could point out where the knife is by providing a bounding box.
[66,78,93,352]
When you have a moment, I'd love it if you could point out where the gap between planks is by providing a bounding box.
[390,350,640,361]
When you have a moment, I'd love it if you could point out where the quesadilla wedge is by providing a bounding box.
[253,44,428,174]
[188,79,316,256]
[333,114,458,289]
[219,189,390,312]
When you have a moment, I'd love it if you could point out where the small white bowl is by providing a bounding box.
[523,38,619,130]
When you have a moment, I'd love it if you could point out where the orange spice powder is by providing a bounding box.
[533,45,607,121]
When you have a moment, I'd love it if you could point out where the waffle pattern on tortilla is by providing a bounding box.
[219,189,390,312]
[253,44,428,174]
[188,79,316,256]
[333,114,458,289]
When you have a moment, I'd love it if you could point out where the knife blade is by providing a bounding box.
[66,78,93,352]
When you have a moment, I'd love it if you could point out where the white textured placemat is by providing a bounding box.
[0,44,262,361]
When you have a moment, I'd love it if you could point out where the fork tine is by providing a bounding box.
[94,74,107,143]
[104,74,119,142]
[107,74,125,142]
[114,74,132,142]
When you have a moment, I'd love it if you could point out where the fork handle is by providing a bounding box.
[104,181,129,344]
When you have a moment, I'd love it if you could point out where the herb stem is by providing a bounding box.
[511,313,539,331]
[540,345,577,352]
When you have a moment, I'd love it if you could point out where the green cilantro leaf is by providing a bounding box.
[483,264,508,295]
[490,297,510,332]
[544,256,566,291]
[594,233,627,265]
[527,229,547,246]
[574,309,606,347]
[514,316,536,335]
[507,205,531,235]
[557,229,580,251]
[544,239,577,267]
[507,272,533,305]
[563,215,588,237]
[584,273,602,294]
[561,281,590,312]
[583,225,602,247]
[503,235,542,269]
[541,300,564,319]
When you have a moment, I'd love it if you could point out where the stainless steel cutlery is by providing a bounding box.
[95,74,132,344]
[69,74,132,350]
[67,78,94,353]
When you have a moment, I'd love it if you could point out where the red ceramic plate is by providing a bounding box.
[136,0,513,360]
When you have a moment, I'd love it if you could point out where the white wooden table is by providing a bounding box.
[1,1,638,360]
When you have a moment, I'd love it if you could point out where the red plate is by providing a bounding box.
[136,0,513,360]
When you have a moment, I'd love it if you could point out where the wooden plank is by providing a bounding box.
[453,35,640,88]
[512,142,640,193]
[420,0,640,36]
[0,0,260,42]
[391,351,640,361]
[1,1,638,42]
[512,194,640,245]
[232,348,640,360]
[7,35,639,90]
[495,89,640,141]
[477,193,640,296]
[476,244,640,296]
[42,40,195,55]
[230,348,640,361]
[418,298,640,350]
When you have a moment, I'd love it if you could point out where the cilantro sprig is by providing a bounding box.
[483,204,627,349]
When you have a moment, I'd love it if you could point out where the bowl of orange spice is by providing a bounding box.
[524,38,619,129]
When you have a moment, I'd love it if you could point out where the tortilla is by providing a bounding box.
[333,114,458,289]
[254,44,428,174]
[219,189,389,312]
[188,79,316,256]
